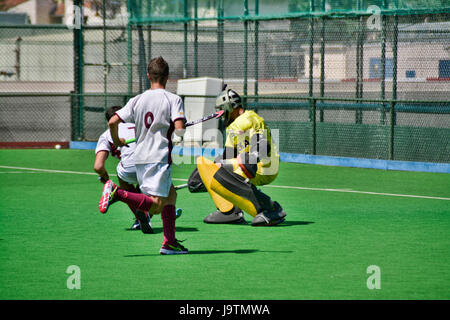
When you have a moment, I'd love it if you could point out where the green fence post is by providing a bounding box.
[70,91,76,140]
[73,0,84,140]
[254,0,259,108]
[311,98,317,155]
[243,0,249,107]
[380,0,387,125]
[389,101,395,160]
[136,0,148,91]
[217,0,224,79]
[102,0,108,112]
[308,0,315,122]
[319,0,325,122]
[355,0,364,124]
[392,2,398,127]
[138,26,149,91]
[194,0,198,77]
[183,0,188,79]
[388,0,398,161]
[127,2,133,95]
[14,36,21,80]
[147,0,152,67]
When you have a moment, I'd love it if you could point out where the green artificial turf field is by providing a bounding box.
[0,149,449,300]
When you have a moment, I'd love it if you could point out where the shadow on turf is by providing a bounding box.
[220,220,315,227]
[125,221,313,233]
[125,226,199,233]
[186,249,260,255]
[124,249,259,257]
[277,220,315,227]
[202,219,314,227]
[124,249,294,257]
[188,249,295,255]
[191,219,313,227]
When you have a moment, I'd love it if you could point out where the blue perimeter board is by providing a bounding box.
[71,141,450,174]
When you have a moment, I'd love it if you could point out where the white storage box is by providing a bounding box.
[177,77,223,147]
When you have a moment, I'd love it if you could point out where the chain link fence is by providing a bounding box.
[0,0,449,163]
[0,26,74,145]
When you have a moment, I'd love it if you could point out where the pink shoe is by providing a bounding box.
[99,180,117,214]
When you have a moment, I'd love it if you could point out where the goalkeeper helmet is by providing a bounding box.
[215,89,242,112]
[215,89,242,125]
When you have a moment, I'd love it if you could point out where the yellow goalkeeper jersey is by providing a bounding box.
[224,110,280,182]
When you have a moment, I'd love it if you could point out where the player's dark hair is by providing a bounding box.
[147,56,169,84]
[105,106,122,121]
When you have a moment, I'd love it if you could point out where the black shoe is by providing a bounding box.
[131,219,141,230]
[251,202,286,226]
[203,206,247,224]
[135,210,154,234]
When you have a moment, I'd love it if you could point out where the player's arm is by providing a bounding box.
[172,95,186,138]
[174,118,186,137]
[218,116,254,171]
[233,114,269,179]
[108,114,127,147]
[94,151,110,184]
[236,132,271,178]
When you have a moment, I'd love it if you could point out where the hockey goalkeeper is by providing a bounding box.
[189,87,286,226]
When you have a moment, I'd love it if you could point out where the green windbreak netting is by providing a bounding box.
[124,0,449,163]
[129,0,450,23]
[1,1,449,163]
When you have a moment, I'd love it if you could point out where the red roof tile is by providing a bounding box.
[0,0,29,11]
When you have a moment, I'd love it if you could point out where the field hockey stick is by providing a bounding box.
[174,183,188,190]
[184,109,224,128]
[124,109,225,145]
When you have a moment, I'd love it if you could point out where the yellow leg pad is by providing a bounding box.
[196,157,234,213]
[210,178,258,217]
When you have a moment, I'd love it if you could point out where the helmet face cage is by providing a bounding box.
[215,89,242,126]
[215,89,242,113]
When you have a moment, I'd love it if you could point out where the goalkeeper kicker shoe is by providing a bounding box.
[160,239,188,255]
[203,206,246,224]
[99,180,118,214]
[135,210,154,234]
[251,201,286,226]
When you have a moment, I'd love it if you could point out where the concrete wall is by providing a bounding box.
[8,0,55,24]
[304,42,449,81]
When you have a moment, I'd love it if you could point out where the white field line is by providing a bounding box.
[0,165,448,201]
[0,171,40,174]
[262,184,450,201]
[0,165,108,176]
[0,165,187,182]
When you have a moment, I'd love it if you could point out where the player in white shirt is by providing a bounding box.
[98,57,188,255]
[94,106,153,234]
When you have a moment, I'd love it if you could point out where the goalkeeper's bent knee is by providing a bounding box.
[196,156,274,217]
[196,157,234,213]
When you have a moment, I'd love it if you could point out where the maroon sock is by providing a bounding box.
[161,205,176,245]
[116,189,153,212]
[127,204,138,218]
[126,186,142,218]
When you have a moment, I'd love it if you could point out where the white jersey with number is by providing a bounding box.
[115,88,185,165]
[95,122,136,168]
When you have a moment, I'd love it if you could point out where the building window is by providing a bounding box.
[405,70,416,78]
[438,60,450,78]
[369,58,393,79]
